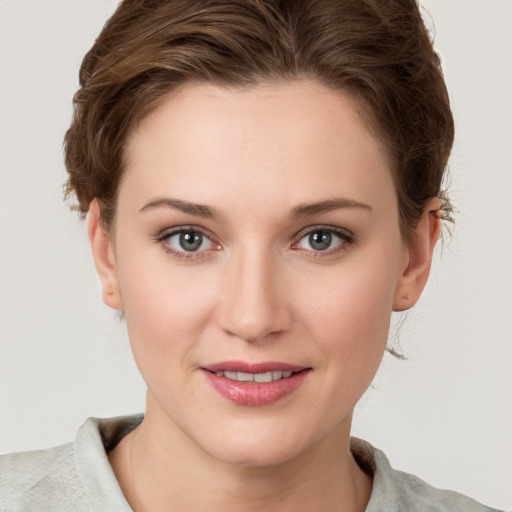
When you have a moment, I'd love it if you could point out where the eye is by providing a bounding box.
[293,227,354,254]
[169,230,212,252]
[156,227,220,258]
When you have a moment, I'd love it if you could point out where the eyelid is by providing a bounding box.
[293,224,355,241]
[154,225,221,259]
[154,224,355,260]
[291,225,356,254]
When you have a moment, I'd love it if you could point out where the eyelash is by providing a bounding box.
[154,225,355,261]
[155,226,219,260]
[291,225,356,259]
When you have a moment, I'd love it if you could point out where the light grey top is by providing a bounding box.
[0,415,503,512]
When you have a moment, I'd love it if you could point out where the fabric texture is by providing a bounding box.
[0,415,504,512]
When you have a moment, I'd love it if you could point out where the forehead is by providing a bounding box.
[122,80,396,214]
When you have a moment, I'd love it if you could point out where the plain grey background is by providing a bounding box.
[0,1,511,509]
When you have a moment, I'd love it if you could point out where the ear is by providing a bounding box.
[393,198,442,311]
[87,199,123,310]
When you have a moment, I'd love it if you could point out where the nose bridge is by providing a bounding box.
[217,242,289,342]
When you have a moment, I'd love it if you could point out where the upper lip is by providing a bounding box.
[201,360,309,373]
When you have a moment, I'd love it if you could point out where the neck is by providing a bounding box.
[109,397,372,512]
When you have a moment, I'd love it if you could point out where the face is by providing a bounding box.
[94,80,422,467]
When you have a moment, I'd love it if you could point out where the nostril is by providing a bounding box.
[214,263,292,342]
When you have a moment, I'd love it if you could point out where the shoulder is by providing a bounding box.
[388,468,501,512]
[0,442,91,512]
[0,416,140,512]
[350,438,505,512]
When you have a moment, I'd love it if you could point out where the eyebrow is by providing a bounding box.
[139,197,221,219]
[139,196,372,219]
[291,198,372,218]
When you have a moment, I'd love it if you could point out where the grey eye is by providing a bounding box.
[308,231,332,251]
[297,229,344,252]
[179,231,203,251]
[168,230,213,252]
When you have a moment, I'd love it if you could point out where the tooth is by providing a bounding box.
[254,372,273,383]
[237,372,254,382]
[219,370,295,382]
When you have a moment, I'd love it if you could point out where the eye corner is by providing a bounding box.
[154,225,222,260]
[291,225,356,257]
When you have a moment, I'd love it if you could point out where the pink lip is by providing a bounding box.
[200,361,310,407]
[202,360,307,373]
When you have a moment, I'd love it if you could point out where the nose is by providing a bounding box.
[215,247,292,343]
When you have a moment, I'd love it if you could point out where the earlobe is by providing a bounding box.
[87,199,123,310]
[393,198,442,312]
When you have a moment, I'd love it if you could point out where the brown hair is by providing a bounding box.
[64,0,454,239]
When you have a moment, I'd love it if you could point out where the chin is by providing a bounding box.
[211,441,301,468]
[194,421,318,468]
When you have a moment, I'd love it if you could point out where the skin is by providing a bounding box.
[88,80,440,511]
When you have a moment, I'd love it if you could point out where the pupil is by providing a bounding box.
[309,231,331,251]
[179,231,202,251]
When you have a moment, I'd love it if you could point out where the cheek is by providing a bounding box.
[299,261,397,346]
[295,252,400,389]
[311,287,391,420]
[116,252,219,371]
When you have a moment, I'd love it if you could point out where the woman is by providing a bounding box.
[0,1,507,510]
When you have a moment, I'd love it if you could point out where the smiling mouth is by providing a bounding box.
[201,363,311,406]
[210,370,296,383]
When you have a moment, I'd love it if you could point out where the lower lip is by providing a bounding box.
[202,370,309,406]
